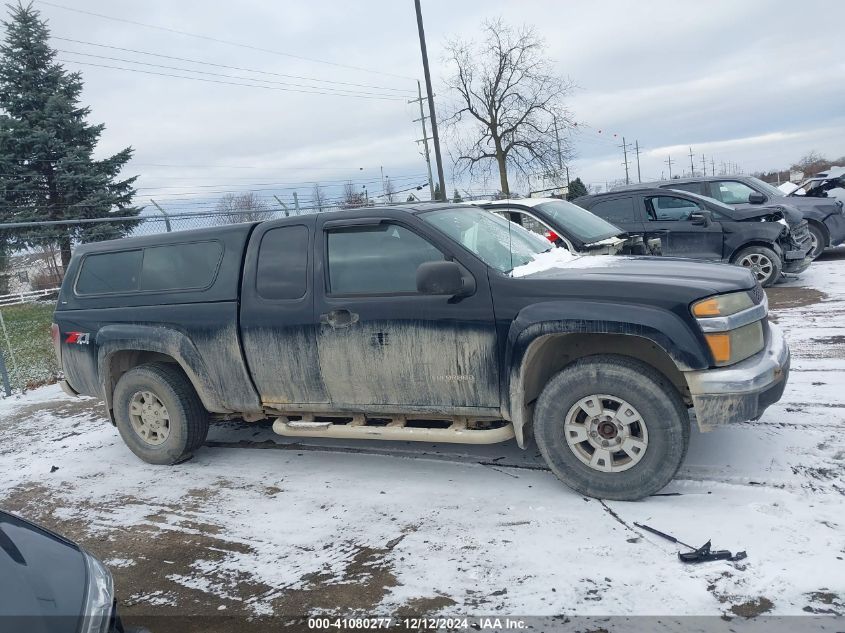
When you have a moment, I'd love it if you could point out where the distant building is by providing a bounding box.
[0,251,63,296]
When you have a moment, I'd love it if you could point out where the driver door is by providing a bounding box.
[643,194,724,260]
[313,214,500,412]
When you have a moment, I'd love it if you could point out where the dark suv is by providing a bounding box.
[615,175,845,258]
[575,187,812,286]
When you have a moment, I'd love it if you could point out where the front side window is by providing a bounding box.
[712,180,757,205]
[327,223,444,295]
[645,196,701,221]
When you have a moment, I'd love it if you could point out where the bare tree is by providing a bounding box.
[311,183,327,212]
[383,177,396,203]
[340,181,367,209]
[213,192,273,224]
[443,19,576,197]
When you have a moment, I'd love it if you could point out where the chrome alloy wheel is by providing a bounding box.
[563,394,649,473]
[737,252,774,283]
[128,390,171,445]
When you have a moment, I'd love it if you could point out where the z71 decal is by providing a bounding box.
[65,332,90,345]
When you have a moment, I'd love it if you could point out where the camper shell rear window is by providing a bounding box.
[74,240,223,296]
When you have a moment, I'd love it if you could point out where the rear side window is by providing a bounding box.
[140,242,223,291]
[257,225,308,300]
[75,241,222,295]
[75,250,143,294]
[589,197,637,223]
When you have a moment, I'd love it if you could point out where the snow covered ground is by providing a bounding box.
[0,252,843,627]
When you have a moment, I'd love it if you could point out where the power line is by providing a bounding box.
[37,0,416,81]
[52,37,415,94]
[57,50,410,98]
[58,59,407,100]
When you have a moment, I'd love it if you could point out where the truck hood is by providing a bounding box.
[521,255,756,296]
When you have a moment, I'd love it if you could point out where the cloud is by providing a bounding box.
[24,0,845,203]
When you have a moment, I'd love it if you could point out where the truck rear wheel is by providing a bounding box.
[533,355,689,501]
[113,363,209,465]
[731,245,781,287]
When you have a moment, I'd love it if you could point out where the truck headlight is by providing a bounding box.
[692,291,766,366]
[80,550,115,633]
[691,291,753,317]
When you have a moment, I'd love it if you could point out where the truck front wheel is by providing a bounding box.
[113,363,209,465]
[533,355,689,501]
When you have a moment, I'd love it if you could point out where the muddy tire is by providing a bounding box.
[113,363,209,465]
[807,223,826,260]
[731,245,782,287]
[533,355,689,501]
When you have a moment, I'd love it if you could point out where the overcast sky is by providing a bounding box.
[26,0,845,208]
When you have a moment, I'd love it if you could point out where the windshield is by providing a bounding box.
[535,200,621,243]
[422,207,558,273]
[748,177,785,198]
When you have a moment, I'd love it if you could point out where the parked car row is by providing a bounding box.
[480,174,843,287]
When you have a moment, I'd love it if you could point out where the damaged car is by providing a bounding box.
[574,187,813,287]
[472,197,661,255]
[615,175,845,258]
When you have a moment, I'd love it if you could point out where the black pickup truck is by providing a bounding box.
[53,204,790,500]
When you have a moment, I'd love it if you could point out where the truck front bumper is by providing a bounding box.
[684,323,789,430]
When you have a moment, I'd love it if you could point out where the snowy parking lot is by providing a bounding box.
[1,253,844,629]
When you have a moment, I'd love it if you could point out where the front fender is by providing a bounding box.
[504,300,708,445]
[97,324,231,414]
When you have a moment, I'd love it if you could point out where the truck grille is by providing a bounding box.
[748,283,765,305]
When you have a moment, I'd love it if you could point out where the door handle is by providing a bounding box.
[320,309,359,329]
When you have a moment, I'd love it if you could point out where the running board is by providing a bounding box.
[271,414,515,445]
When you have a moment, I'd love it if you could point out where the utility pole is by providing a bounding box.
[634,140,642,183]
[273,195,290,217]
[150,199,172,232]
[620,136,630,185]
[711,157,715,176]
[553,116,569,187]
[688,147,695,176]
[414,0,447,201]
[665,155,673,179]
[701,154,707,178]
[409,80,435,199]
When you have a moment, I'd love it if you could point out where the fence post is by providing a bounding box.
[0,349,10,397]
[0,310,18,391]
[150,199,173,232]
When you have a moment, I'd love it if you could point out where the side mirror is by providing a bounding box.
[748,192,766,204]
[690,210,713,227]
[416,261,473,296]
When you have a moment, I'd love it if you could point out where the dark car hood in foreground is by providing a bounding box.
[522,255,757,297]
[0,510,86,630]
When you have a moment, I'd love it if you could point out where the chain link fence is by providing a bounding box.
[0,202,381,393]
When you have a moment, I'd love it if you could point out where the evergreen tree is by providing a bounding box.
[566,177,588,201]
[452,189,463,203]
[433,182,442,201]
[0,3,139,271]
